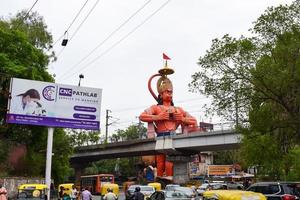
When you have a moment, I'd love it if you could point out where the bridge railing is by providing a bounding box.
[176,121,236,133]
[76,121,236,146]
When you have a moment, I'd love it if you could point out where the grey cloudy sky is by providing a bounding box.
[1,0,293,134]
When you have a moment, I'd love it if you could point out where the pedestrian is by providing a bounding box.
[103,188,117,200]
[133,187,144,200]
[59,186,65,200]
[70,185,78,200]
[0,183,7,200]
[243,179,250,189]
[63,193,71,200]
[144,165,155,182]
[81,187,92,200]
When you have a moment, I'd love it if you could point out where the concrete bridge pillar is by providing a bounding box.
[72,164,87,186]
[167,155,192,184]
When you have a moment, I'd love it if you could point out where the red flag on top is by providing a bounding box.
[163,53,171,60]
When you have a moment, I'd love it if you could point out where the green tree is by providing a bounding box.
[84,157,139,178]
[117,124,147,141]
[189,1,300,180]
[0,11,73,183]
[213,150,241,166]
[69,129,101,146]
[84,124,147,178]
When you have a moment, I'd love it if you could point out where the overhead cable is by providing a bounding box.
[56,0,100,58]
[69,0,101,42]
[111,97,208,113]
[59,0,172,81]
[54,0,101,60]
[53,0,90,46]
[57,0,153,80]
[16,0,39,29]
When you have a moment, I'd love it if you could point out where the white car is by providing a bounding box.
[127,185,155,200]
[139,185,156,199]
[165,184,180,191]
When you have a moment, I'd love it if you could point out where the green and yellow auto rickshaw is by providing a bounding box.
[58,183,74,196]
[148,182,162,191]
[17,184,48,200]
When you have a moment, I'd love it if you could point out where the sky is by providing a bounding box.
[1,0,294,135]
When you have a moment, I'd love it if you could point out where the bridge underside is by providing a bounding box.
[70,131,241,165]
[71,138,157,164]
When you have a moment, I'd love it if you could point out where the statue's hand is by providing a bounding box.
[173,112,184,122]
[155,111,169,121]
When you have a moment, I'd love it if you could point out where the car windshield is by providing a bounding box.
[199,184,209,189]
[140,186,154,192]
[128,185,140,192]
[165,185,180,191]
[175,187,193,194]
[211,184,224,190]
[165,191,188,198]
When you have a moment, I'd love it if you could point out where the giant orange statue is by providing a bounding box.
[139,54,198,178]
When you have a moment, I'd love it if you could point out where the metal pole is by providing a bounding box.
[105,109,110,143]
[78,74,84,86]
[45,127,54,200]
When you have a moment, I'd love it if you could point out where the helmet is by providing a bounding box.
[135,187,141,192]
[157,76,173,94]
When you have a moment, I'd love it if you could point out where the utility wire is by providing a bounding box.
[111,107,207,128]
[53,0,90,47]
[53,34,65,46]
[55,0,101,60]
[111,97,208,113]
[60,0,172,81]
[66,0,90,33]
[16,0,39,29]
[57,0,153,80]
[69,0,101,42]
[56,47,66,58]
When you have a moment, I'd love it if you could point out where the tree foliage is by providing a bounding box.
[213,150,242,166]
[84,124,146,178]
[0,11,73,183]
[190,0,300,180]
[115,124,147,141]
[68,129,101,147]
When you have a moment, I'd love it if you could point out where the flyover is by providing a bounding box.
[70,129,241,164]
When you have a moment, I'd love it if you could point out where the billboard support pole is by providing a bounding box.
[45,127,54,200]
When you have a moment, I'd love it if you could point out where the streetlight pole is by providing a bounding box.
[78,74,84,86]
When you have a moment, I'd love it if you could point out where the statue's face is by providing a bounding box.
[162,89,173,102]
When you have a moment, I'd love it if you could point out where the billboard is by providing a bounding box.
[6,78,102,130]
[207,165,233,176]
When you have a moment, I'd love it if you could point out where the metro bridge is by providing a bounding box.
[71,129,241,164]
[70,125,241,184]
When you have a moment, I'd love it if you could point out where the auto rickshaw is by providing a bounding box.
[58,183,74,196]
[203,190,267,200]
[148,182,161,191]
[17,184,48,200]
[101,183,119,198]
